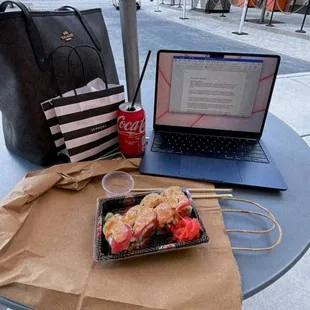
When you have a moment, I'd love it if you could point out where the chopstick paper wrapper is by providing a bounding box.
[132,187,233,193]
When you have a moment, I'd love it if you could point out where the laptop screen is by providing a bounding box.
[155,51,280,134]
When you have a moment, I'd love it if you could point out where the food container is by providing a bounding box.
[94,188,209,261]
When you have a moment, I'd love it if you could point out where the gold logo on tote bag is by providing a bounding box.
[61,31,74,41]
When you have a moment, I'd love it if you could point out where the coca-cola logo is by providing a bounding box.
[117,115,145,133]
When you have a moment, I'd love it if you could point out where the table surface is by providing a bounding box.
[0,80,310,300]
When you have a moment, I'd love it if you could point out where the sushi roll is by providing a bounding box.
[103,213,133,254]
[140,193,163,208]
[102,186,194,254]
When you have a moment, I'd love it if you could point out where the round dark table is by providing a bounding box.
[0,80,309,300]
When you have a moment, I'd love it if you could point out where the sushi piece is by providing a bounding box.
[160,186,184,198]
[131,207,157,249]
[122,205,145,227]
[103,213,122,239]
[103,213,133,254]
[161,186,192,218]
[140,193,163,208]
[175,196,192,218]
[154,202,176,230]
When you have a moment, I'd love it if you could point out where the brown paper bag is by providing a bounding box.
[0,159,242,310]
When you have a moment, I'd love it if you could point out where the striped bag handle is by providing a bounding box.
[49,45,87,97]
[67,44,109,97]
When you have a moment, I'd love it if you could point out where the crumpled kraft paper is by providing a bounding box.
[0,159,241,310]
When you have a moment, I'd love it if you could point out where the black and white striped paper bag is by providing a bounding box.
[41,78,125,162]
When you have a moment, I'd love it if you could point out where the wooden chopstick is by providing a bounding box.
[191,194,233,199]
[132,188,232,193]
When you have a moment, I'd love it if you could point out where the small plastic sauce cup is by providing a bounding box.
[102,171,134,197]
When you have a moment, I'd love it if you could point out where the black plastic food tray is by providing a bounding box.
[94,189,209,261]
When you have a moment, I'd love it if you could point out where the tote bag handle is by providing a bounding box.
[58,6,102,51]
[0,1,103,71]
[0,0,48,71]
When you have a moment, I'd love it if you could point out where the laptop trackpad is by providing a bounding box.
[180,157,241,183]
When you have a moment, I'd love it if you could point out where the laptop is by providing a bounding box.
[140,50,287,191]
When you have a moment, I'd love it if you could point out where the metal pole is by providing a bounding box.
[220,0,227,17]
[232,0,249,35]
[296,1,310,33]
[155,0,162,11]
[259,0,267,24]
[266,0,277,27]
[244,0,250,22]
[180,0,189,19]
[119,0,141,103]
[206,0,211,13]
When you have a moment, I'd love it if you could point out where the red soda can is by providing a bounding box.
[117,103,146,157]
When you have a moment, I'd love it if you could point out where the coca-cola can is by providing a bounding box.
[117,103,146,157]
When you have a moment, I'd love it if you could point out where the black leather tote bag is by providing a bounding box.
[0,0,119,165]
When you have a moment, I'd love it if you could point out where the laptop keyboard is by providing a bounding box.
[151,132,269,163]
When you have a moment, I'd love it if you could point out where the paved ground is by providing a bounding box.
[270,72,310,137]
[190,2,310,39]
[113,5,310,76]
[8,1,310,309]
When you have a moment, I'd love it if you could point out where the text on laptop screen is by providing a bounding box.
[155,53,279,133]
